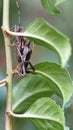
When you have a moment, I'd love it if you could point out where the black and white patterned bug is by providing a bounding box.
[14,25,35,77]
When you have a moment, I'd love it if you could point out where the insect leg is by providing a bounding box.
[21,62,26,76]
[7,43,16,46]
[28,62,35,71]
[25,61,35,73]
[14,62,25,77]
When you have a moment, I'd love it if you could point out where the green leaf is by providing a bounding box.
[12,74,53,113]
[12,62,72,113]
[16,97,65,130]
[25,18,71,67]
[35,62,73,106]
[41,0,65,15]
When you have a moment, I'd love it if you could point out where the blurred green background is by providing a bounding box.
[0,0,73,130]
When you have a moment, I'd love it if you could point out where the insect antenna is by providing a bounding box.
[16,0,21,27]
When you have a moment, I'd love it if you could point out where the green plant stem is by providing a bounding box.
[2,0,13,130]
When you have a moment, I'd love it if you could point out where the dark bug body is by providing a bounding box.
[14,25,35,77]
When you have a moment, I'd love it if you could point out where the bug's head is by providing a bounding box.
[17,26,21,32]
[14,25,21,32]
